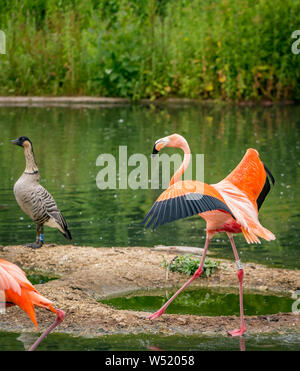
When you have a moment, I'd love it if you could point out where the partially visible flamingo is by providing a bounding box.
[142,134,275,336]
[0,259,65,351]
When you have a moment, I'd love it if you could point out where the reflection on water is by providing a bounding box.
[0,331,299,351]
[0,104,299,268]
[101,287,294,316]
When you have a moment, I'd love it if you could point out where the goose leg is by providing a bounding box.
[26,224,44,249]
[227,233,246,336]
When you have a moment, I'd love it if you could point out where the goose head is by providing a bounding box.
[11,136,33,148]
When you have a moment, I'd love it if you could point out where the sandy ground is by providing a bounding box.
[0,244,299,338]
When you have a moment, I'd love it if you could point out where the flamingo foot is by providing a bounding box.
[147,308,166,320]
[228,327,246,337]
[56,309,65,322]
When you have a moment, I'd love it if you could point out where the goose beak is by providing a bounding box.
[11,139,20,146]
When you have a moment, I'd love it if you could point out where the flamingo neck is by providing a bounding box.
[169,145,191,186]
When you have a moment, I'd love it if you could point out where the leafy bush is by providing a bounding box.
[0,0,299,100]
[163,254,220,278]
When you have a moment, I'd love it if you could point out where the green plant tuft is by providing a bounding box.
[163,255,220,278]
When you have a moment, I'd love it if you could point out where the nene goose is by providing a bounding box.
[12,136,72,248]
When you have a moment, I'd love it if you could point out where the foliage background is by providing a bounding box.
[0,0,299,100]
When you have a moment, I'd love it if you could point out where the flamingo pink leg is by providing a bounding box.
[227,233,246,336]
[147,235,211,320]
[28,309,65,351]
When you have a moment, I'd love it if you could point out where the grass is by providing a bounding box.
[163,254,220,278]
[0,0,299,100]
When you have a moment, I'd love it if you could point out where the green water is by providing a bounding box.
[24,270,59,285]
[101,287,294,316]
[0,331,299,351]
[0,104,299,269]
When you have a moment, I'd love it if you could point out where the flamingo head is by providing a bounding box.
[152,136,170,156]
[152,133,188,156]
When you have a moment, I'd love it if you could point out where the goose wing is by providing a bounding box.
[33,186,72,240]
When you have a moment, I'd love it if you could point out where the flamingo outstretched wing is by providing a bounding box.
[142,180,234,229]
[223,148,275,209]
[214,148,276,243]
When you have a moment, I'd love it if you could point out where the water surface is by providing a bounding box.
[0,104,299,268]
[101,287,294,316]
[0,331,299,351]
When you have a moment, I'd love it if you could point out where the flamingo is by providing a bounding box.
[0,259,65,350]
[142,133,275,336]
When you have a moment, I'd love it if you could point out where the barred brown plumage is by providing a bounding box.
[12,136,72,248]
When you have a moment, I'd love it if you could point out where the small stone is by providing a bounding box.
[177,318,187,325]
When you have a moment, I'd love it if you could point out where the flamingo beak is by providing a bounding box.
[152,138,169,157]
[152,144,159,157]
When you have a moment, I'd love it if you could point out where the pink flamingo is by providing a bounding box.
[0,258,65,350]
[142,134,275,336]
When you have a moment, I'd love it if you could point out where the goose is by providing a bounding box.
[12,136,72,248]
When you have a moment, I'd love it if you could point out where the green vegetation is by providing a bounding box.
[0,0,299,100]
[163,255,220,277]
